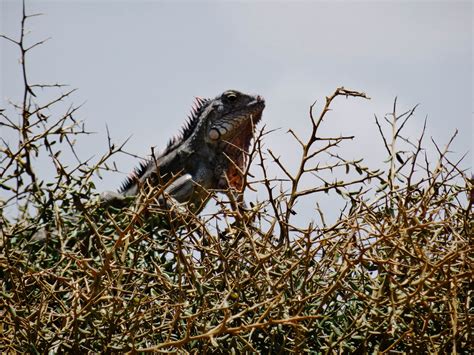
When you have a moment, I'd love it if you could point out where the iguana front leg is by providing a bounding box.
[164,174,195,204]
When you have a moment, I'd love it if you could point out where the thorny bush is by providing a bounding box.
[1,5,472,354]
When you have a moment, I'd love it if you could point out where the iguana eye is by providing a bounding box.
[225,92,238,102]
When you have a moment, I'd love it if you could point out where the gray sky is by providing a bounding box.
[1,1,472,224]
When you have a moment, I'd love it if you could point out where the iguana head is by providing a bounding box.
[202,90,265,145]
[196,90,265,190]
[166,90,265,153]
[169,90,265,191]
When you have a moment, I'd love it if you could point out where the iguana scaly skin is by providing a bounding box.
[101,90,265,213]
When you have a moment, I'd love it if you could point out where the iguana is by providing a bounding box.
[100,89,265,213]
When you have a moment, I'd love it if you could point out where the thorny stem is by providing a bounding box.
[1,0,43,194]
[389,97,398,193]
[278,87,370,244]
